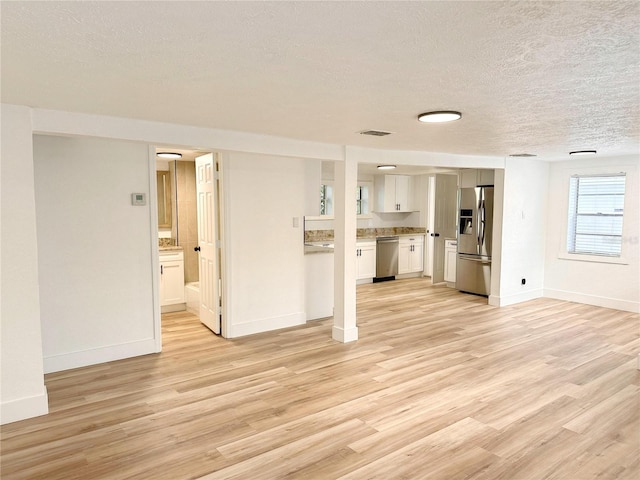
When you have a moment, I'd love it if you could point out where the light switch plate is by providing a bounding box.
[131,193,146,206]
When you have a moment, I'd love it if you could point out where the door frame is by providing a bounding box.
[150,146,229,348]
[149,145,163,352]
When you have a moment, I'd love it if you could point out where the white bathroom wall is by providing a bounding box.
[544,156,639,312]
[33,135,158,372]
[0,105,49,424]
[223,152,307,337]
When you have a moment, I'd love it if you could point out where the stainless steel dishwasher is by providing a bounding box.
[375,236,399,281]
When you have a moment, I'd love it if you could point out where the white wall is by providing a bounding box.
[223,152,307,337]
[490,158,549,306]
[544,156,639,312]
[33,135,158,372]
[304,159,322,216]
[0,105,49,424]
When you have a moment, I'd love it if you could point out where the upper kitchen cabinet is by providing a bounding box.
[459,169,495,188]
[374,174,415,212]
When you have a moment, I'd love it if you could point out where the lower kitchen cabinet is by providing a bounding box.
[356,240,376,280]
[398,236,424,274]
[444,239,457,283]
[160,250,185,307]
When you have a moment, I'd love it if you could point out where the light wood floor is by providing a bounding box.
[2,278,639,479]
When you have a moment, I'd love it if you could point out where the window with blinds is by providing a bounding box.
[567,174,626,256]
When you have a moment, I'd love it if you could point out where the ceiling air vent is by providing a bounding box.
[359,130,392,137]
[509,153,537,157]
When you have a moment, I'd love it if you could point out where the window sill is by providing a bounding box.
[557,251,629,265]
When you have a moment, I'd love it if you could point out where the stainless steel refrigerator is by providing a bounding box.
[456,187,494,296]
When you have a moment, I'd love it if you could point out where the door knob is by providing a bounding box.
[430,233,440,237]
[194,246,201,252]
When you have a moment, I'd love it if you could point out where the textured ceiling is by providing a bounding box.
[2,1,639,160]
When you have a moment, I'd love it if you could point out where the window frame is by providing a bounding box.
[558,168,631,265]
[309,181,373,220]
[566,173,626,257]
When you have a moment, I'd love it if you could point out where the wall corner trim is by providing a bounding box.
[543,289,639,313]
[227,312,306,338]
[43,338,158,374]
[0,389,49,425]
[488,289,544,307]
[332,325,359,343]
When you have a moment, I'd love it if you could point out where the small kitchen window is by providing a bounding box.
[319,182,371,217]
[320,184,333,216]
[356,184,371,216]
[566,173,626,257]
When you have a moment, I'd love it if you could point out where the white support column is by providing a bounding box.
[332,151,358,343]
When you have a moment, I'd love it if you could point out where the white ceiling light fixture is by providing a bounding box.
[157,152,182,159]
[377,165,396,170]
[569,150,597,156]
[418,111,462,123]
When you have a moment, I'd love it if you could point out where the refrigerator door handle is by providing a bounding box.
[480,189,486,250]
[459,255,491,264]
[477,188,483,255]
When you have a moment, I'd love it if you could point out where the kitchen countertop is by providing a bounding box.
[304,244,334,254]
[305,227,426,244]
[304,230,428,255]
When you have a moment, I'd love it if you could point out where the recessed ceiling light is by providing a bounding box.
[157,152,182,159]
[418,111,462,123]
[569,150,597,156]
[377,165,396,170]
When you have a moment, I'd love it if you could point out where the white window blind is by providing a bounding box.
[567,173,626,256]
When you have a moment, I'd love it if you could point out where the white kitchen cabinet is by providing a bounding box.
[459,169,494,187]
[477,169,495,186]
[356,240,376,280]
[444,239,457,284]
[160,250,185,307]
[305,250,334,320]
[398,236,424,274]
[374,175,414,212]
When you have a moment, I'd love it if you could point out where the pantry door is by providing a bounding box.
[195,153,220,334]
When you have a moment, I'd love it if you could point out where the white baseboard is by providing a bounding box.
[161,303,186,313]
[488,288,544,307]
[1,389,49,425]
[544,289,639,313]
[227,312,306,338]
[332,325,359,343]
[43,338,158,374]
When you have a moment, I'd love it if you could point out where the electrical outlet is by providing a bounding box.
[521,278,526,285]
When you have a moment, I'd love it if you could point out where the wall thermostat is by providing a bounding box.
[131,193,146,206]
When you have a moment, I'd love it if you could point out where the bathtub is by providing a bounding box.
[185,282,200,314]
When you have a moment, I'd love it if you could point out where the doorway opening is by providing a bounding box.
[155,147,225,341]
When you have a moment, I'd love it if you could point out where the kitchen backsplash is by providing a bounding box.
[305,227,427,243]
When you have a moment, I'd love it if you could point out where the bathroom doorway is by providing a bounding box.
[155,147,225,339]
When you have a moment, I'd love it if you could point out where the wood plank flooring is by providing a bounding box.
[1,278,639,479]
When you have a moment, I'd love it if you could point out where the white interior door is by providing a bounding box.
[195,153,220,333]
[425,176,436,277]
[432,174,458,284]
